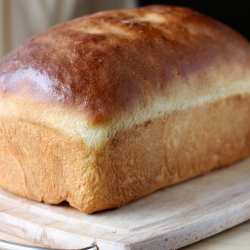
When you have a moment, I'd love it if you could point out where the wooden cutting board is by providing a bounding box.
[1,157,250,250]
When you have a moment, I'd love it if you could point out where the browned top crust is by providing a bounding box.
[0,5,250,124]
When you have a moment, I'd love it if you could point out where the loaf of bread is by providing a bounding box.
[0,5,250,213]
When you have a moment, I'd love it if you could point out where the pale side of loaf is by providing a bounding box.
[0,5,250,213]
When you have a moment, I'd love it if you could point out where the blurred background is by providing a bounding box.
[0,0,136,59]
[139,0,250,42]
[0,0,249,59]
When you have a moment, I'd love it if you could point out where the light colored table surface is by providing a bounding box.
[1,219,250,250]
[182,219,250,250]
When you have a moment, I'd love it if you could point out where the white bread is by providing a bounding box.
[0,5,250,213]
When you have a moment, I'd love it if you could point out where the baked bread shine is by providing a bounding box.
[0,5,250,213]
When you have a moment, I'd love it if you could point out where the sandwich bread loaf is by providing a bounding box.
[0,5,250,213]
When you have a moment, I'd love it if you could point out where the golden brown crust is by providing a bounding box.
[0,5,250,124]
[0,117,98,211]
[91,93,250,212]
[1,5,250,213]
[1,93,250,213]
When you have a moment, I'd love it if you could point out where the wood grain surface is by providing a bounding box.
[1,157,250,250]
[182,219,250,250]
[1,220,250,250]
